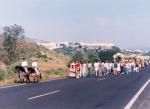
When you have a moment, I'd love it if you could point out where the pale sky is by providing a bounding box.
[0,0,150,49]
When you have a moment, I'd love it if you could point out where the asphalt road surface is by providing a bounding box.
[0,67,150,109]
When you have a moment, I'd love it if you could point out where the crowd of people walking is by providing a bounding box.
[69,59,150,78]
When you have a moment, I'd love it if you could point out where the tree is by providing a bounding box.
[87,51,99,62]
[115,56,122,62]
[98,50,120,62]
[72,49,88,64]
[3,24,25,64]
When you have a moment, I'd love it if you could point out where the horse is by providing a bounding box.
[15,66,41,83]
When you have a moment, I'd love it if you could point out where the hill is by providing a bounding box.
[0,39,70,85]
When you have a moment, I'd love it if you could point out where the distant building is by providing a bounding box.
[36,41,115,50]
[37,42,60,50]
[81,43,115,50]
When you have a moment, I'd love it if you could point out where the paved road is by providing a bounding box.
[0,67,150,109]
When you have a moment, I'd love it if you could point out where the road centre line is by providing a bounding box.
[27,90,60,100]
[124,78,150,109]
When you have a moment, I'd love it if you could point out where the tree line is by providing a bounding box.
[71,48,120,64]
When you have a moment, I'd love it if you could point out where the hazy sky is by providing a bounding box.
[0,0,150,49]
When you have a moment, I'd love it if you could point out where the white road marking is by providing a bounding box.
[124,78,150,109]
[0,84,25,89]
[27,90,60,100]
[0,77,66,89]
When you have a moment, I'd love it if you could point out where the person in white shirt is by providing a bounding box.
[32,58,40,75]
[21,58,28,73]
[131,61,135,72]
[94,61,99,77]
[104,62,109,75]
[82,63,87,77]
[80,63,83,77]
[117,63,121,74]
[98,62,103,76]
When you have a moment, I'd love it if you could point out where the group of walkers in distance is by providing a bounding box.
[69,59,150,78]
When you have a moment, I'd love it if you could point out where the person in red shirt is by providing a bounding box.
[75,60,81,78]
[69,61,76,78]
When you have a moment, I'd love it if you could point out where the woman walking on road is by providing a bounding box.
[82,63,86,77]
[75,61,81,78]
[81,62,87,77]
[94,61,99,77]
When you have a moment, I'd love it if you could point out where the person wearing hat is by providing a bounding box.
[21,58,28,74]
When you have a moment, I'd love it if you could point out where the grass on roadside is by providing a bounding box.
[45,68,66,75]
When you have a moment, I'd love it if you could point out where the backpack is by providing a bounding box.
[114,63,118,68]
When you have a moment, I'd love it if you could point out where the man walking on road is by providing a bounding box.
[88,61,92,78]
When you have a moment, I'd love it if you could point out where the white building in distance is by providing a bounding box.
[36,41,115,50]
[37,42,60,50]
[81,43,115,50]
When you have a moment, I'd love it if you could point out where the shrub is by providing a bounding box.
[0,69,6,81]
[8,61,21,73]
[36,52,48,62]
